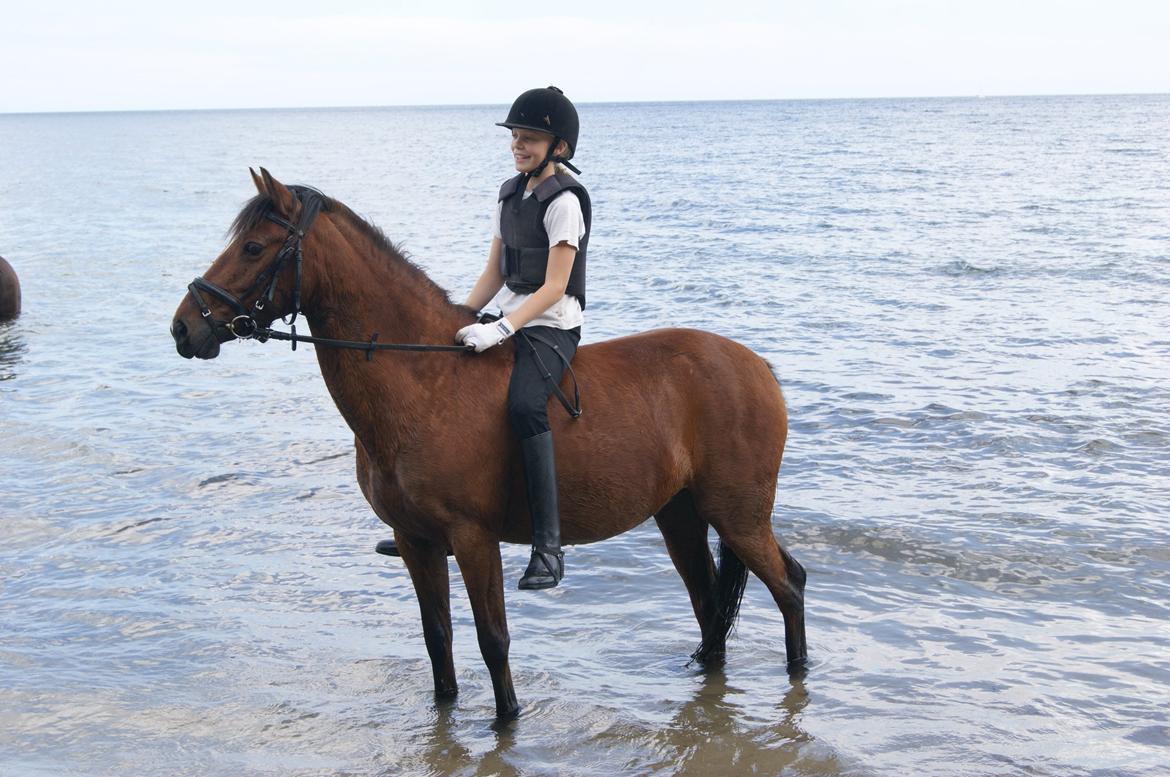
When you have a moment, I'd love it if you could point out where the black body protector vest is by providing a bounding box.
[498,173,591,309]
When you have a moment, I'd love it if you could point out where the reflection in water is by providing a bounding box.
[393,671,831,777]
[393,699,519,777]
[664,668,828,776]
[5,98,1170,776]
[0,320,26,381]
[476,716,519,777]
[0,322,26,382]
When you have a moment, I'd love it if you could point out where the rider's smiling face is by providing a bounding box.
[510,129,553,173]
[510,129,566,174]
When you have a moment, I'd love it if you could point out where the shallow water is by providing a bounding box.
[1,95,1169,776]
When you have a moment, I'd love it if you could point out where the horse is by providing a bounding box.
[169,168,807,719]
[0,255,20,321]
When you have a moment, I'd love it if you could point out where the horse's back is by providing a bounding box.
[558,327,787,509]
[576,327,785,433]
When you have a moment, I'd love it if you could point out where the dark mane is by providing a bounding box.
[229,185,455,307]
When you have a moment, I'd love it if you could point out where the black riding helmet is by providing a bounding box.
[497,86,581,176]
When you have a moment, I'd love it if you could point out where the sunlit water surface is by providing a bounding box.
[1,95,1169,776]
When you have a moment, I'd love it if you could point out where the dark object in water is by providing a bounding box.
[0,256,20,321]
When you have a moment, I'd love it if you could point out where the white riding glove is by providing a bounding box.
[457,317,516,353]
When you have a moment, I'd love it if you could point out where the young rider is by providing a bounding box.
[377,86,591,590]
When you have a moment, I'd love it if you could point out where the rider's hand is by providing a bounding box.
[457,317,515,353]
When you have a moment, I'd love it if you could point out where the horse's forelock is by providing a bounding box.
[227,192,275,242]
[226,186,331,242]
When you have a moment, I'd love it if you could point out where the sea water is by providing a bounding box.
[1,95,1168,776]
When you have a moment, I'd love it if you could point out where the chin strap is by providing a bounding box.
[511,137,581,211]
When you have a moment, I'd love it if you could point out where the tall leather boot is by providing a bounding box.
[517,431,565,590]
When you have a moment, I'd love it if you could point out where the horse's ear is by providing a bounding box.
[250,167,265,195]
[259,167,299,218]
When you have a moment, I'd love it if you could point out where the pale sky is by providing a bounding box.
[2,0,1168,113]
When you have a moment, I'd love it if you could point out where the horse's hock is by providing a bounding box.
[0,256,20,321]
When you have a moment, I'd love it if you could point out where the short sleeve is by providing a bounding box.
[492,200,503,240]
[542,192,586,249]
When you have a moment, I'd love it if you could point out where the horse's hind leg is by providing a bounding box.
[702,495,808,668]
[654,490,720,659]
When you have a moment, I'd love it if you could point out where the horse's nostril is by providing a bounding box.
[171,318,187,342]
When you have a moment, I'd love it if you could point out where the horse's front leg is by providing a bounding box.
[396,531,458,699]
[451,526,518,720]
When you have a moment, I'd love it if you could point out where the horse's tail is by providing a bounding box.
[690,539,749,665]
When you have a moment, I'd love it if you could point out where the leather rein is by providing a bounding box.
[186,190,469,360]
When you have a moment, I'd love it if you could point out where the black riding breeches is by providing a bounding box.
[507,325,581,440]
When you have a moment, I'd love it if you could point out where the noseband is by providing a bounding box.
[187,191,324,343]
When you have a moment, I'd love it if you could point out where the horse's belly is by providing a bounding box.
[498,425,688,546]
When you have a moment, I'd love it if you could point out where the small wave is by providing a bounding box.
[293,452,350,467]
[920,403,989,422]
[840,391,894,402]
[939,259,1000,276]
[110,516,167,535]
[1075,438,1122,455]
[198,472,247,487]
[1104,147,1156,156]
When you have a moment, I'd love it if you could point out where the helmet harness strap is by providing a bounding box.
[511,136,581,211]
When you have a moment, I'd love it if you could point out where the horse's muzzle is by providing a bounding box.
[171,316,221,360]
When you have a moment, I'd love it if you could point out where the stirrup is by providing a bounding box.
[518,547,564,590]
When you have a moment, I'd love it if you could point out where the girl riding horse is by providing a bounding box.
[376,86,588,591]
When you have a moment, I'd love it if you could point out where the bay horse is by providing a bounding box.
[169,168,807,719]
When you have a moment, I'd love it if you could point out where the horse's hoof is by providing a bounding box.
[687,647,727,669]
[493,704,521,725]
[787,657,810,678]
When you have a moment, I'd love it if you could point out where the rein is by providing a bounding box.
[253,324,469,360]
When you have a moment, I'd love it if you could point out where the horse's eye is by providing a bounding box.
[243,242,263,257]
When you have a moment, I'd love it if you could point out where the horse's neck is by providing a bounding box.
[306,273,449,344]
[301,214,472,446]
[305,217,465,343]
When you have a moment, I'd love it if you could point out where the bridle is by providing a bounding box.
[184,189,469,357]
[187,189,322,344]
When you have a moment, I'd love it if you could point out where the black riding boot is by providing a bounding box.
[517,431,564,590]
